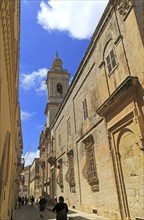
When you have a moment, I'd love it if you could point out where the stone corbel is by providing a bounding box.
[99,60,105,69]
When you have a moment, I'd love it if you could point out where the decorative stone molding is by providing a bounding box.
[65,150,76,192]
[1,0,20,133]
[56,159,63,192]
[0,0,3,11]
[96,76,139,117]
[114,34,123,46]
[82,135,99,192]
[118,0,132,19]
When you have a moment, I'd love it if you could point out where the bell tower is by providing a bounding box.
[45,53,70,127]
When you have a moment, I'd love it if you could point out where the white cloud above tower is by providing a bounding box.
[37,0,109,39]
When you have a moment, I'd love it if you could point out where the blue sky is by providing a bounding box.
[19,0,108,166]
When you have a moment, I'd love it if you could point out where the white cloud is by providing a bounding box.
[37,0,109,39]
[24,150,40,166]
[21,111,37,121]
[35,80,47,92]
[20,68,48,93]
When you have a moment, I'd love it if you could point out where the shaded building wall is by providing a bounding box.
[0,0,22,219]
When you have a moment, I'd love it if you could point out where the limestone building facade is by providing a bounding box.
[39,0,144,219]
[39,53,70,199]
[19,165,30,198]
[0,0,22,219]
[29,158,40,200]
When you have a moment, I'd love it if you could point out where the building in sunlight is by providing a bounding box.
[38,53,70,202]
[0,0,23,219]
[19,165,30,198]
[38,0,144,219]
[29,158,40,200]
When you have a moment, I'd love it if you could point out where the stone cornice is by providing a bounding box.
[96,76,139,117]
[1,0,13,96]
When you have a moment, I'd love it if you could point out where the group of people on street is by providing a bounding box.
[18,194,68,219]
[39,195,68,219]
[17,195,35,208]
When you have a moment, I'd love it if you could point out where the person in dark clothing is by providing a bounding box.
[21,196,25,206]
[25,196,28,205]
[54,196,58,204]
[52,196,68,220]
[18,196,22,208]
[39,196,47,218]
[31,195,35,207]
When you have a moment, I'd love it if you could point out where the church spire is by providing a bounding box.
[51,52,63,70]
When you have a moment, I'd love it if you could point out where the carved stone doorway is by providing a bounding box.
[109,117,143,220]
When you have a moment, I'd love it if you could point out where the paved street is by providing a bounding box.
[13,204,110,220]
[14,204,56,220]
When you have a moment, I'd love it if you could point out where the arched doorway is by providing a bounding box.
[114,128,141,219]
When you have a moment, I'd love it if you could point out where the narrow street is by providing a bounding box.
[14,204,55,220]
[1,1,144,220]
[13,204,110,220]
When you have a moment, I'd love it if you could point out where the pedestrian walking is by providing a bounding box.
[18,196,22,208]
[25,196,28,205]
[30,195,35,207]
[21,196,25,206]
[39,196,47,218]
[54,196,58,204]
[52,196,68,220]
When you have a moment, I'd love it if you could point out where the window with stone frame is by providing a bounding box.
[82,98,88,120]
[57,83,63,95]
[67,117,71,137]
[106,48,117,75]
[56,159,63,192]
[83,135,99,192]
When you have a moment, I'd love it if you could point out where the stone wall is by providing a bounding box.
[43,1,144,219]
